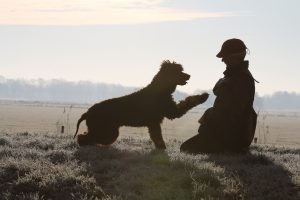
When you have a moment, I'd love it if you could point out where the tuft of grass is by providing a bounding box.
[0,136,11,147]
[0,132,299,200]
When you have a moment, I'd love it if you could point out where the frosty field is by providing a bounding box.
[0,101,299,199]
[0,132,299,200]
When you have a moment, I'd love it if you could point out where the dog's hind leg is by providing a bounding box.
[78,125,119,146]
[95,126,120,145]
[77,132,97,146]
[148,124,166,149]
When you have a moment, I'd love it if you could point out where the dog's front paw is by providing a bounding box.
[155,142,167,150]
[196,92,209,104]
[186,93,209,106]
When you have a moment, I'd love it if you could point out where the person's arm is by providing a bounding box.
[228,75,253,117]
[200,75,252,125]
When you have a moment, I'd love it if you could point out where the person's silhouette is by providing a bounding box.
[180,38,258,153]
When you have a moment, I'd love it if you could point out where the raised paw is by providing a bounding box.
[196,92,209,104]
[185,92,209,106]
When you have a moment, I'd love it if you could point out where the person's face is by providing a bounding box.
[221,52,246,66]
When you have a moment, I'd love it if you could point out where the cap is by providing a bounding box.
[216,38,247,58]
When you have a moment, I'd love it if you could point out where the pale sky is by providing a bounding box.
[0,0,299,95]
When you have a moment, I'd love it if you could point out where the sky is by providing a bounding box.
[0,0,299,95]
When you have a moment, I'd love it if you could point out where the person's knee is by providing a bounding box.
[180,134,219,154]
[180,142,188,152]
[180,139,199,154]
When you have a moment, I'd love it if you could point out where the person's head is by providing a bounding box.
[216,38,247,66]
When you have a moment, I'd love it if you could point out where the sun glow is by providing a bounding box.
[0,0,235,25]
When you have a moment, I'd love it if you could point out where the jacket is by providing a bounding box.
[199,61,257,150]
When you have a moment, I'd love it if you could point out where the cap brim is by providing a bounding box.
[216,51,223,58]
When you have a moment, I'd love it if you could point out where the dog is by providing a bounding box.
[74,60,209,149]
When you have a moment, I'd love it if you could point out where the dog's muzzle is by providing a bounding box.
[179,73,191,85]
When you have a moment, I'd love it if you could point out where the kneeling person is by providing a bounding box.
[181,38,258,154]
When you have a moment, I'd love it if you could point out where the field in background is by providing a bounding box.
[0,101,300,147]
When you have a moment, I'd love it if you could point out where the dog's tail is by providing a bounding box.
[74,113,87,139]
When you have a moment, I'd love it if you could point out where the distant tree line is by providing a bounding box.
[0,76,186,104]
[261,91,300,110]
[0,76,299,110]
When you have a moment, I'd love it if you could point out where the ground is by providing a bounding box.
[0,132,299,200]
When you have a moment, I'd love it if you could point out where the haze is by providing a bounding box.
[0,0,299,95]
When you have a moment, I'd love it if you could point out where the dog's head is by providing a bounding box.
[156,60,191,87]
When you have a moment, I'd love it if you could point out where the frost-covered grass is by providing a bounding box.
[0,132,299,200]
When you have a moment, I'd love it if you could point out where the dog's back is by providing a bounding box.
[86,86,167,127]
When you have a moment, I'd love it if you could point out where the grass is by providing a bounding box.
[0,132,299,200]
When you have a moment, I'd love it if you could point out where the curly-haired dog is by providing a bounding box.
[74,60,209,149]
